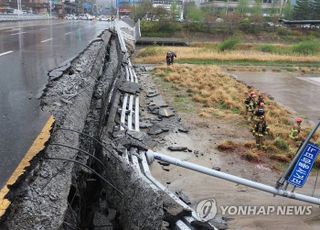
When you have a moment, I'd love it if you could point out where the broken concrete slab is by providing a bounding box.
[139,121,153,129]
[212,166,221,171]
[175,190,191,205]
[158,161,170,167]
[148,124,169,135]
[151,95,168,108]
[148,104,159,113]
[48,61,71,80]
[168,146,188,152]
[162,166,170,172]
[159,107,174,118]
[163,195,192,226]
[191,221,217,230]
[178,127,189,133]
[93,211,112,230]
[118,81,140,94]
[147,91,159,98]
[208,215,229,230]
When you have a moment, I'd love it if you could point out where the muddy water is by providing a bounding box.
[233,71,320,123]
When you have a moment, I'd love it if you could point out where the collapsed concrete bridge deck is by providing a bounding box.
[0,21,216,230]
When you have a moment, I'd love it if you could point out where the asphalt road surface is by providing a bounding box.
[235,71,320,123]
[0,20,109,188]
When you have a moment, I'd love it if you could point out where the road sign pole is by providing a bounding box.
[146,150,320,205]
[276,121,320,189]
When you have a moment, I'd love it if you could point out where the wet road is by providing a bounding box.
[0,20,109,188]
[234,71,320,123]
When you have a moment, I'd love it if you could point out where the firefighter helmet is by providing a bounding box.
[296,117,303,123]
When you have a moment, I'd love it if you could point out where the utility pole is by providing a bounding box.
[62,0,65,18]
[17,0,22,16]
[49,0,52,17]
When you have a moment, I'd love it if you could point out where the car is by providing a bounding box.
[97,15,111,21]
[64,14,74,20]
[78,14,87,20]
[86,14,95,20]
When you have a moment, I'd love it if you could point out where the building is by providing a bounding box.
[152,0,183,20]
[200,0,283,15]
[64,0,77,14]
[0,0,49,14]
[76,0,97,14]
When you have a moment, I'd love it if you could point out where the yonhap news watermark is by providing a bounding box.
[195,198,313,221]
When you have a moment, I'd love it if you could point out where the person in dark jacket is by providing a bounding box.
[166,51,177,65]
[252,116,269,149]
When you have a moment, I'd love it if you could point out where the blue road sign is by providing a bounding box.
[288,143,320,188]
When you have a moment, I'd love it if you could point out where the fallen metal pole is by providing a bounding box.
[146,150,320,206]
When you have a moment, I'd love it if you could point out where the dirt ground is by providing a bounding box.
[138,65,320,230]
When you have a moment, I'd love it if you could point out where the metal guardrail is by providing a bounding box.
[0,14,55,22]
[114,21,216,229]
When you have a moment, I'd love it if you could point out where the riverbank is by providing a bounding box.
[135,44,320,74]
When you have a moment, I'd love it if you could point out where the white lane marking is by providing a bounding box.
[0,51,13,57]
[41,38,53,43]
[10,32,27,36]
[64,32,72,35]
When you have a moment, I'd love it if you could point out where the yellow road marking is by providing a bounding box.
[0,116,55,217]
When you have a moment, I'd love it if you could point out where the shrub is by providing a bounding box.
[244,151,259,162]
[141,20,183,37]
[218,37,240,52]
[258,44,276,53]
[270,153,290,163]
[273,137,289,151]
[217,140,238,151]
[291,40,319,55]
[138,46,160,57]
[239,18,251,32]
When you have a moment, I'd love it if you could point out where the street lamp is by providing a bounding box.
[17,0,22,16]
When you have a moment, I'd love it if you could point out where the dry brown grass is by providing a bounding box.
[135,46,320,64]
[270,154,291,163]
[243,151,260,162]
[217,140,239,152]
[152,64,319,167]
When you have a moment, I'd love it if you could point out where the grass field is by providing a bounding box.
[135,45,320,71]
[152,64,320,167]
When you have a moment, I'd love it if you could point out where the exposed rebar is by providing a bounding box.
[55,127,121,162]
[49,143,106,169]
[45,157,123,196]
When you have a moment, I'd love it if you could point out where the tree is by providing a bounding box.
[170,0,178,20]
[253,0,262,17]
[293,0,311,19]
[252,0,263,22]
[185,4,204,22]
[282,1,293,19]
[151,6,168,20]
[237,0,249,17]
[310,0,320,19]
[130,0,153,21]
